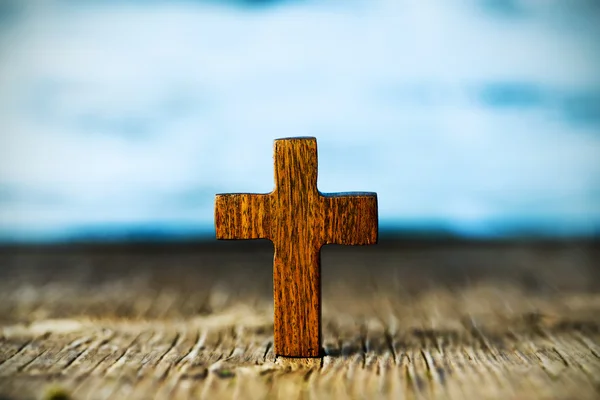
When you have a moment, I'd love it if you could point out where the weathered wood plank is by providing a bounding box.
[0,242,599,399]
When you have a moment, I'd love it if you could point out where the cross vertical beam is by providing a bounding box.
[272,138,322,357]
[215,137,378,357]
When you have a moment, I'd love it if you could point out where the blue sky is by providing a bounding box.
[0,0,599,241]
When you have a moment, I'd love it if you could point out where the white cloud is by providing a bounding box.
[0,0,598,239]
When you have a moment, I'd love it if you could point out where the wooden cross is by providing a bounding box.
[214,137,378,357]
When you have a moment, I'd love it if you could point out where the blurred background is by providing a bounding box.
[0,6,599,385]
[0,0,599,243]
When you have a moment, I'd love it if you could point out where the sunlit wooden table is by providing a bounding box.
[1,240,598,399]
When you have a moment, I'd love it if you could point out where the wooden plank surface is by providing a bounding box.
[0,240,599,399]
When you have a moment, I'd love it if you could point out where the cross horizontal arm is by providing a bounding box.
[215,193,271,240]
[320,192,378,245]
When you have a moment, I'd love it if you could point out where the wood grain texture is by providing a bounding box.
[215,137,378,357]
[0,241,599,400]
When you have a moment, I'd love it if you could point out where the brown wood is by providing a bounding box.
[0,241,599,399]
[215,137,378,357]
